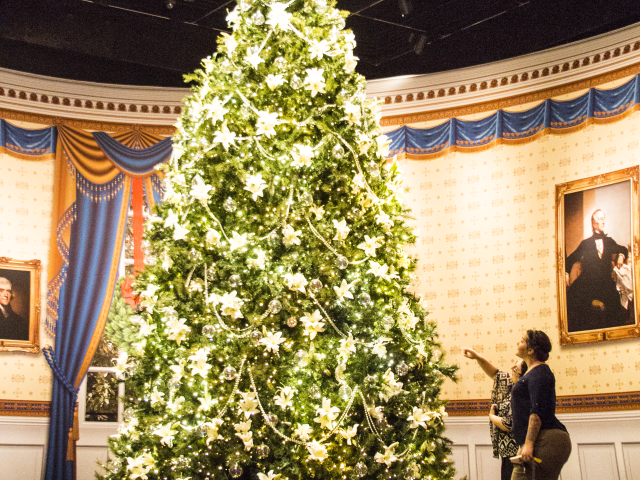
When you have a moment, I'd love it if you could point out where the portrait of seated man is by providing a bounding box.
[565,209,629,332]
[0,277,30,341]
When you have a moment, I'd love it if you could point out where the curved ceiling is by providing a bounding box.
[1,0,640,87]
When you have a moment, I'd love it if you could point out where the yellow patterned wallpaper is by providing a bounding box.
[395,111,640,401]
[0,152,54,401]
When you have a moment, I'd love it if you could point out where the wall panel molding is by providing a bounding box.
[578,444,620,480]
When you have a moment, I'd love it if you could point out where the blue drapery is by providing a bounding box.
[386,74,640,159]
[43,133,170,480]
[0,119,57,159]
[93,132,174,176]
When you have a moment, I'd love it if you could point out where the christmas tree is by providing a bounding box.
[103,1,458,479]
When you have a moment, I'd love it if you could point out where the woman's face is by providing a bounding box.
[511,360,524,381]
[516,335,528,359]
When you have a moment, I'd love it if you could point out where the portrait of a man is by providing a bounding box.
[0,258,40,352]
[0,276,30,341]
[565,209,630,331]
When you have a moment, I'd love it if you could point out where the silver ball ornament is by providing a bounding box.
[332,143,345,158]
[250,329,263,345]
[256,444,270,459]
[268,299,282,314]
[228,275,241,287]
[308,279,323,294]
[359,293,372,307]
[338,384,352,400]
[202,324,215,338]
[290,74,302,89]
[294,349,308,366]
[300,192,313,206]
[188,249,199,261]
[308,385,321,399]
[164,308,178,323]
[287,316,297,328]
[229,464,243,478]
[354,462,367,477]
[396,362,409,376]
[223,197,237,212]
[335,255,348,270]
[273,56,286,69]
[251,10,265,25]
[223,366,238,380]
[381,316,395,330]
[366,162,380,177]
[265,412,278,425]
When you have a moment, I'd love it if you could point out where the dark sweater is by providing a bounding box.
[511,364,567,445]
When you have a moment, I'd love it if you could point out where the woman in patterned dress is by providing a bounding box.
[464,348,527,480]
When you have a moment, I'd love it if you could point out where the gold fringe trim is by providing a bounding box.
[0,147,55,161]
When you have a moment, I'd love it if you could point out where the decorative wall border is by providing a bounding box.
[446,391,640,416]
[381,62,640,126]
[3,391,639,417]
[0,107,175,135]
[0,399,51,417]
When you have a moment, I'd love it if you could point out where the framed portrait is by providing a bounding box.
[0,257,41,353]
[556,166,640,345]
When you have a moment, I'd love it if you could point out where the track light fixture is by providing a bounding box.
[166,0,176,9]
[398,0,412,17]
[413,34,427,55]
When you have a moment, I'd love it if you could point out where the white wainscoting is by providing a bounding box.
[0,417,48,480]
[578,444,620,480]
[622,443,640,480]
[1,410,639,480]
[444,410,640,480]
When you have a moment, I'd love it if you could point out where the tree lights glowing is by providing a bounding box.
[101,0,458,479]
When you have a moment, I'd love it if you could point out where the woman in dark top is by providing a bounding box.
[511,330,571,480]
[464,348,527,480]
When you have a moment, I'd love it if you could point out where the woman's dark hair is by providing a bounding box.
[526,329,552,362]
[520,360,528,376]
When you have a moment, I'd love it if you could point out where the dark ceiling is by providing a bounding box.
[1,0,640,88]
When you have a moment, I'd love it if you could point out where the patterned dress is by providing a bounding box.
[490,370,518,459]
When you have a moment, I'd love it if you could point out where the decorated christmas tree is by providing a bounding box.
[103,1,458,479]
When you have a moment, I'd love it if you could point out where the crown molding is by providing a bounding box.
[2,22,640,129]
[0,67,189,126]
[369,22,640,125]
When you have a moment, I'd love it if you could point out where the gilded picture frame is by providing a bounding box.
[0,257,41,353]
[556,166,640,345]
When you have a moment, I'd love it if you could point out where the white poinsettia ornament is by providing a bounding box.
[274,386,296,410]
[300,310,325,339]
[291,144,314,168]
[260,329,286,354]
[244,173,268,200]
[304,68,326,97]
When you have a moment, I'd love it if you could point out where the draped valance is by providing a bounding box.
[0,119,57,160]
[385,72,640,159]
[0,119,172,480]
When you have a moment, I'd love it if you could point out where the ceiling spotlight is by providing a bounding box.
[398,0,412,17]
[166,0,176,9]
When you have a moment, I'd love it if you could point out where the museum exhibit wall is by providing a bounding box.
[2,21,640,480]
